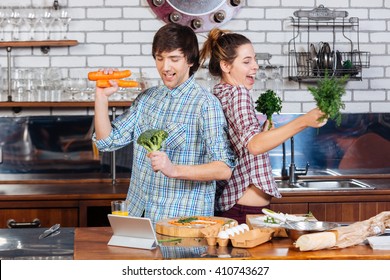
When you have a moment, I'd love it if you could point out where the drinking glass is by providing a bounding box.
[9,8,22,40]
[36,8,53,40]
[59,9,71,39]
[0,8,7,41]
[251,65,268,100]
[111,200,129,216]
[269,66,283,96]
[0,7,12,41]
[20,8,36,40]
[256,65,268,87]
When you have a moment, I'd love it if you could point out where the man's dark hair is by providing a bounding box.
[152,23,200,76]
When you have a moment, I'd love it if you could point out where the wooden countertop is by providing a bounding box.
[0,177,388,200]
[73,227,390,260]
[0,177,130,201]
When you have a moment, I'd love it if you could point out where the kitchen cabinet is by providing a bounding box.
[0,199,123,228]
[309,201,390,222]
[271,177,390,223]
[271,201,390,222]
[0,200,79,228]
[0,180,128,228]
[287,5,370,82]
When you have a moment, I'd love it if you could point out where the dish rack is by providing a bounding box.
[287,5,370,82]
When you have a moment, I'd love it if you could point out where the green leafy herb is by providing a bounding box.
[223,219,234,225]
[342,60,353,69]
[264,216,278,224]
[255,89,283,129]
[307,72,348,126]
[177,216,198,224]
[158,238,182,244]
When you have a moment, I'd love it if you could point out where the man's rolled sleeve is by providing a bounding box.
[92,132,114,151]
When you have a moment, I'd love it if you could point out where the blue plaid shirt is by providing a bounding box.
[93,76,236,225]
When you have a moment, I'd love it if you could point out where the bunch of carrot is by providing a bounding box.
[88,70,139,88]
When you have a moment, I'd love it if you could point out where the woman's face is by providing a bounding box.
[222,43,259,90]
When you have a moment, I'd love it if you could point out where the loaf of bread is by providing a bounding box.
[294,211,390,251]
[294,231,337,251]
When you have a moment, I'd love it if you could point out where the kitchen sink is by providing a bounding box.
[276,179,374,191]
[273,169,340,177]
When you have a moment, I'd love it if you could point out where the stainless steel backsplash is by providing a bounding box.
[0,113,389,178]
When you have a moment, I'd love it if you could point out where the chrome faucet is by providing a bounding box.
[287,137,309,186]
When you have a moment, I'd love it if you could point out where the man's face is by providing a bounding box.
[155,49,193,90]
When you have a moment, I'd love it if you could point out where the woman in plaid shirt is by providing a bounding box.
[200,29,326,224]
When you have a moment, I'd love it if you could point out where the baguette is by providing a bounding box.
[294,231,337,251]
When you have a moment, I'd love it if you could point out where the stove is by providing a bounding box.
[0,227,74,260]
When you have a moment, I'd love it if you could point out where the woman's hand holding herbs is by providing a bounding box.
[304,107,328,128]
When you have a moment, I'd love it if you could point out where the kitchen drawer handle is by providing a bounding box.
[7,218,41,228]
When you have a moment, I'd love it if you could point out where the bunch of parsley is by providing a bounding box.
[255,89,283,130]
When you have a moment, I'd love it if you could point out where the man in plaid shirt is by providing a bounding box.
[93,23,236,225]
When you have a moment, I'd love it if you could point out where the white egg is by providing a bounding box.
[235,225,245,233]
[231,226,241,235]
[217,231,229,239]
[240,223,250,231]
[225,228,235,237]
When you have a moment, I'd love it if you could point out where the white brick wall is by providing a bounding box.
[0,0,389,116]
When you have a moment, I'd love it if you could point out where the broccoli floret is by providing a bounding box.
[137,129,168,152]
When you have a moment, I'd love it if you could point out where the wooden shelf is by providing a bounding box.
[0,40,78,48]
[0,101,131,108]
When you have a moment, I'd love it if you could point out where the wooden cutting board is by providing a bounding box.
[156,216,236,237]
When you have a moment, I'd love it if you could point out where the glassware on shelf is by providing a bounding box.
[0,8,9,41]
[267,66,284,97]
[42,8,53,40]
[251,65,268,101]
[9,8,22,40]
[20,8,37,40]
[0,65,4,101]
[33,8,54,40]
[0,6,72,41]
[58,9,71,39]
[50,8,71,40]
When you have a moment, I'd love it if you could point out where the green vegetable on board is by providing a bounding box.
[177,216,198,224]
[307,72,348,126]
[255,89,283,130]
[158,238,182,244]
[137,129,168,152]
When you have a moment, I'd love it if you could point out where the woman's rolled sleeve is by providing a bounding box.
[202,99,237,169]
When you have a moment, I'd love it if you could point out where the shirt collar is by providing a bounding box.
[161,75,195,97]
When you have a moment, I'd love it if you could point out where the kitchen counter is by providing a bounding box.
[0,176,389,228]
[73,227,390,260]
[0,227,74,260]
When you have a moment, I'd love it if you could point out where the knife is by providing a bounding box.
[39,224,61,239]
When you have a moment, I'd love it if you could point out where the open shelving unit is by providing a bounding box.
[1,40,79,103]
[287,5,370,83]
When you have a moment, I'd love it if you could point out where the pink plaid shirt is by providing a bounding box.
[213,83,282,212]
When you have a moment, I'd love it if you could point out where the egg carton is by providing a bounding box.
[203,223,273,248]
[229,228,274,248]
[215,224,250,247]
